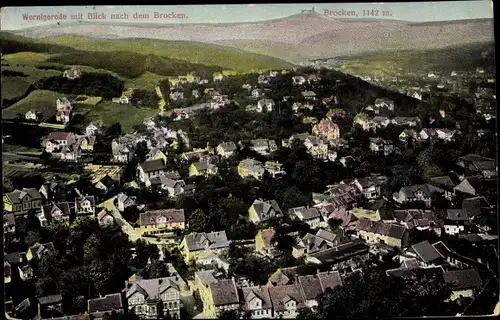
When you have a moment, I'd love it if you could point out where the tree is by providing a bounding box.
[134,140,149,163]
[310,266,458,319]
[327,218,343,230]
[217,309,242,320]
[122,206,141,224]
[141,260,171,279]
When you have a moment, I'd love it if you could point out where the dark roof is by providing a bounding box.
[88,293,123,313]
[428,176,456,189]
[95,175,116,189]
[268,284,305,312]
[386,266,444,278]
[308,240,369,264]
[5,188,43,204]
[446,209,469,221]
[139,159,166,172]
[443,269,483,290]
[297,275,322,300]
[459,154,494,163]
[210,279,239,306]
[5,252,23,264]
[38,294,63,305]
[462,196,491,218]
[42,202,71,220]
[317,271,343,291]
[355,219,407,240]
[411,241,443,263]
[472,161,496,171]
[47,132,74,141]
[432,241,451,258]
[140,209,185,226]
[457,234,483,243]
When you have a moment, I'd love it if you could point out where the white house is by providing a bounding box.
[25,110,39,121]
[257,99,275,112]
[292,76,306,86]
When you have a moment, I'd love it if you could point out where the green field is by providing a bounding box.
[84,101,158,133]
[1,64,63,104]
[125,71,170,91]
[1,32,293,74]
[3,52,55,65]
[2,90,62,120]
[1,77,32,102]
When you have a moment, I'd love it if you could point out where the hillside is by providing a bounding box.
[7,12,494,61]
[0,32,294,73]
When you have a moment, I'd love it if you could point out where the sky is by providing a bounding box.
[0,1,494,31]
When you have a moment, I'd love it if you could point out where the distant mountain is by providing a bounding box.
[8,12,495,62]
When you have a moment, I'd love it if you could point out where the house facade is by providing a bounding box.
[138,209,186,236]
[3,188,43,214]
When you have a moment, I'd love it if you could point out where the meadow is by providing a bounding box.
[83,101,158,133]
[2,90,62,120]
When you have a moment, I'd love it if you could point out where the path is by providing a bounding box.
[155,86,167,116]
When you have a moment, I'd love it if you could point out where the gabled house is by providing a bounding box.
[241,286,273,319]
[428,175,457,200]
[96,209,115,227]
[243,139,278,156]
[3,188,43,214]
[189,161,218,177]
[268,284,305,318]
[393,184,446,208]
[216,142,238,158]
[205,279,240,318]
[238,159,266,180]
[150,175,188,198]
[138,209,186,236]
[297,271,343,309]
[88,293,123,319]
[39,179,67,202]
[125,276,181,319]
[85,122,102,136]
[355,219,409,249]
[146,148,168,163]
[453,177,482,196]
[25,110,40,121]
[257,99,275,112]
[19,264,34,281]
[457,154,496,178]
[94,174,118,195]
[38,202,71,227]
[374,98,395,113]
[180,231,230,262]
[251,88,263,98]
[312,119,340,141]
[351,175,387,201]
[249,199,283,224]
[443,209,471,235]
[116,193,137,212]
[112,140,134,163]
[27,242,55,261]
[75,196,96,219]
[443,269,483,301]
[78,135,96,152]
[38,294,64,318]
[369,137,394,156]
[292,233,333,259]
[289,206,322,229]
[42,132,76,153]
[409,241,445,267]
[137,159,167,187]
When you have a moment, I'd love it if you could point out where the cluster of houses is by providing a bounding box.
[4,67,498,320]
[41,123,100,161]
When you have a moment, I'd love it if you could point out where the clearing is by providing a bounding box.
[2,90,62,120]
[84,101,158,133]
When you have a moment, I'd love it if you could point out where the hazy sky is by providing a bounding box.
[1,2,494,31]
